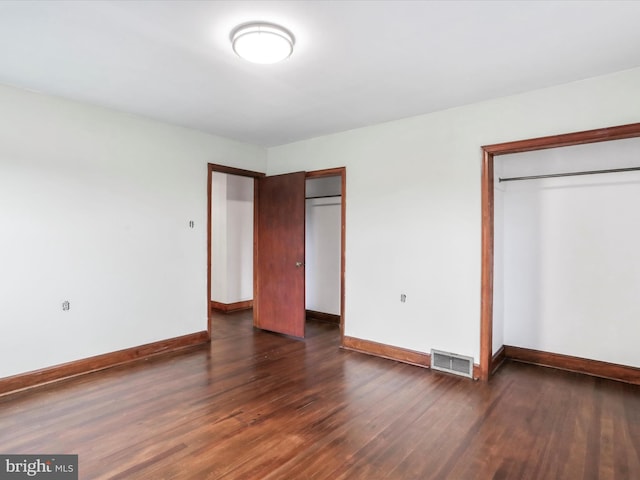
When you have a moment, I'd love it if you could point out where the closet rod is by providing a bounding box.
[499,166,640,183]
[306,194,342,199]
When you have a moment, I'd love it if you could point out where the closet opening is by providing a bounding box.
[305,168,346,340]
[480,122,640,382]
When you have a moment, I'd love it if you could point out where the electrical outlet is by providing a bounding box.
[400,294,406,303]
[62,301,70,311]
[189,220,195,228]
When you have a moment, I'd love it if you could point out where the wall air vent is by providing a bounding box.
[430,349,474,378]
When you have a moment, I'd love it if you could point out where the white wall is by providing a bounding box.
[211,172,254,304]
[5,64,640,379]
[267,67,640,363]
[495,137,640,367]
[306,197,341,315]
[226,175,254,303]
[0,84,265,378]
[211,172,228,302]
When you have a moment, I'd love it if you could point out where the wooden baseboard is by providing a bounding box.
[342,336,480,379]
[210,300,253,313]
[306,310,340,325]
[0,331,210,396]
[503,345,640,386]
[343,336,430,367]
[491,345,506,374]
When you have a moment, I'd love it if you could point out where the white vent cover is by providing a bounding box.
[431,349,474,378]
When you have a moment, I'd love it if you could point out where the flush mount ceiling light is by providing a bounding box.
[231,22,295,64]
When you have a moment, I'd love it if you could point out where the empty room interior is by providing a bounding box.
[1,1,640,479]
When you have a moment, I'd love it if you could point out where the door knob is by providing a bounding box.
[296,261,305,267]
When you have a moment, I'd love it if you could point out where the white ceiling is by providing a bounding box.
[1,1,639,147]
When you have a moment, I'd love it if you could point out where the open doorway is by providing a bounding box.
[210,172,254,312]
[207,164,264,336]
[479,122,640,382]
[208,164,346,343]
[253,168,346,339]
[305,175,342,330]
[305,168,346,341]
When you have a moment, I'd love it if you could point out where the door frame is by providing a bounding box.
[207,163,347,345]
[207,163,265,338]
[479,122,640,380]
[306,167,347,345]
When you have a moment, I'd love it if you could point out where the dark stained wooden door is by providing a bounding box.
[254,172,306,338]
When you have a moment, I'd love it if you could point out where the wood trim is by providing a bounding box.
[480,122,640,382]
[0,331,210,396]
[342,336,430,368]
[209,163,266,178]
[340,170,346,343]
[343,336,481,379]
[482,122,640,155]
[207,165,213,336]
[305,167,346,179]
[253,176,260,329]
[480,149,494,381]
[306,310,340,325]
[211,300,253,313]
[503,345,640,386]
[491,345,506,375]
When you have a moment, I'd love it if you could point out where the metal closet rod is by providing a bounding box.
[499,166,640,183]
[306,194,342,199]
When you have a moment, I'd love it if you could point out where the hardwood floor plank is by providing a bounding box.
[1,311,640,479]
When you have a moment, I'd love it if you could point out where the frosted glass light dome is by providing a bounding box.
[231,23,294,64]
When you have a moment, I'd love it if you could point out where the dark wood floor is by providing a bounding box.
[1,311,640,479]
